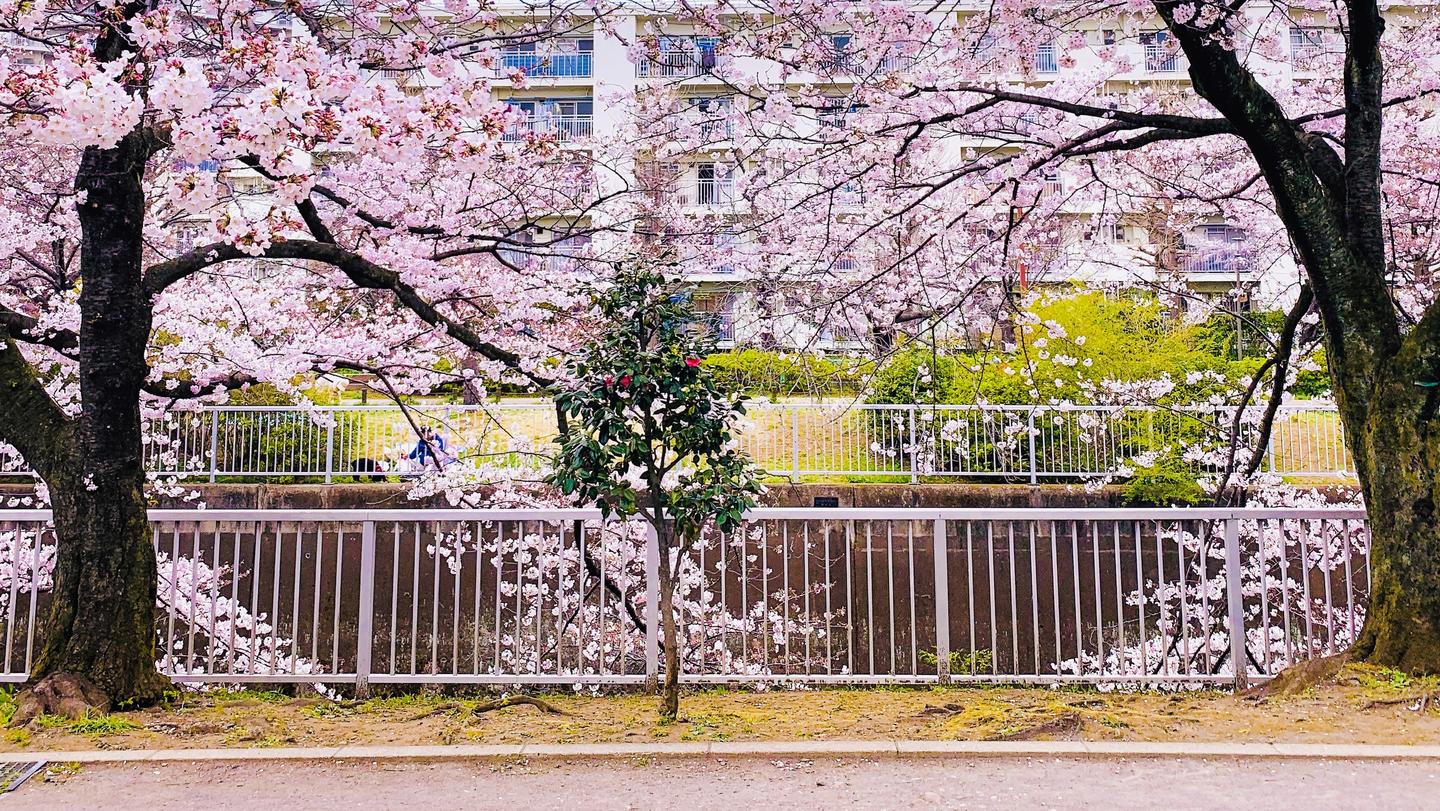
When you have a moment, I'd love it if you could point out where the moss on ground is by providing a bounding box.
[2,664,1437,752]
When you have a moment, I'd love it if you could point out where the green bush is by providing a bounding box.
[1121,452,1208,506]
[865,291,1300,484]
[1292,347,1332,399]
[872,292,1263,408]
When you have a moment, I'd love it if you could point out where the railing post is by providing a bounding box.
[933,518,950,685]
[644,522,660,693]
[1266,407,1277,473]
[1027,409,1038,485]
[790,408,800,480]
[207,410,219,483]
[324,416,335,484]
[908,405,918,484]
[354,520,377,698]
[1223,517,1249,691]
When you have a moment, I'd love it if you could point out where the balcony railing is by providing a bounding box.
[1033,46,1059,74]
[701,311,736,342]
[502,114,593,142]
[676,178,739,206]
[498,51,592,78]
[1182,248,1255,275]
[1145,43,1181,73]
[637,50,725,79]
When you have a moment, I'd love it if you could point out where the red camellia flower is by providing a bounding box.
[685,357,701,367]
[604,375,613,387]
[619,375,632,387]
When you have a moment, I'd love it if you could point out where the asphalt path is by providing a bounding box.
[8,754,1438,810]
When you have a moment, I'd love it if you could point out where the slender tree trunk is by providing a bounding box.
[656,523,681,721]
[25,132,169,710]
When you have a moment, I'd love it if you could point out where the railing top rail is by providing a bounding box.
[158,401,1342,414]
[0,507,1370,522]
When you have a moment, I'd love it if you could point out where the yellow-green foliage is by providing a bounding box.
[872,291,1261,406]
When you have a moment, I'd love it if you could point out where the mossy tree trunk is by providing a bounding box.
[1152,0,1440,672]
[33,130,170,706]
[0,126,170,711]
[1343,385,1440,669]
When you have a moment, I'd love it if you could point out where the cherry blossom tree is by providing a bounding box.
[630,0,1440,672]
[0,0,634,713]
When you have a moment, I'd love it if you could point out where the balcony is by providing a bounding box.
[682,101,735,141]
[637,41,725,79]
[1289,27,1334,72]
[502,114,593,142]
[697,178,738,206]
[1181,247,1254,275]
[498,49,592,79]
[1144,43,1180,73]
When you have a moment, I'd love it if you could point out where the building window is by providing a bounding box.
[1033,40,1058,74]
[1289,26,1329,68]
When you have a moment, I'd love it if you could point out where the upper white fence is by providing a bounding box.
[0,507,1368,690]
[0,402,1353,483]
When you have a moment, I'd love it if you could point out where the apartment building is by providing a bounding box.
[465,4,1374,352]
[6,3,1392,354]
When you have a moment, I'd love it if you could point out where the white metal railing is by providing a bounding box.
[502,114,593,142]
[497,50,593,78]
[1144,43,1180,73]
[1033,44,1059,74]
[1182,247,1254,274]
[691,177,738,206]
[637,47,725,79]
[0,507,1370,689]
[0,402,1354,482]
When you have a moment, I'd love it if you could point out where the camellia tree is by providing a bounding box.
[550,267,762,721]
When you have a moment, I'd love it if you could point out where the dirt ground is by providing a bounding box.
[1,664,1437,753]
[11,756,1439,810]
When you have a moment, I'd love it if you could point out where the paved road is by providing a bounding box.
[9,755,1437,809]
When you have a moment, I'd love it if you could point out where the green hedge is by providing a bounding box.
[864,292,1308,494]
[702,349,873,397]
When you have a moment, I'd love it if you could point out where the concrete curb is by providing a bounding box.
[4,741,1440,764]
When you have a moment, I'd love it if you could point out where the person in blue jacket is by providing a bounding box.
[408,426,449,470]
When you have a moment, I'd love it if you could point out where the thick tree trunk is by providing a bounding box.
[25,132,169,711]
[1346,390,1440,672]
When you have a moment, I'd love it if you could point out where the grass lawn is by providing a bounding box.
[1,664,1436,752]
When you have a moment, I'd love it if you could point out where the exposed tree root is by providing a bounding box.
[916,702,964,718]
[1243,652,1351,700]
[1361,692,1439,712]
[988,712,1083,741]
[407,695,572,722]
[10,672,110,727]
